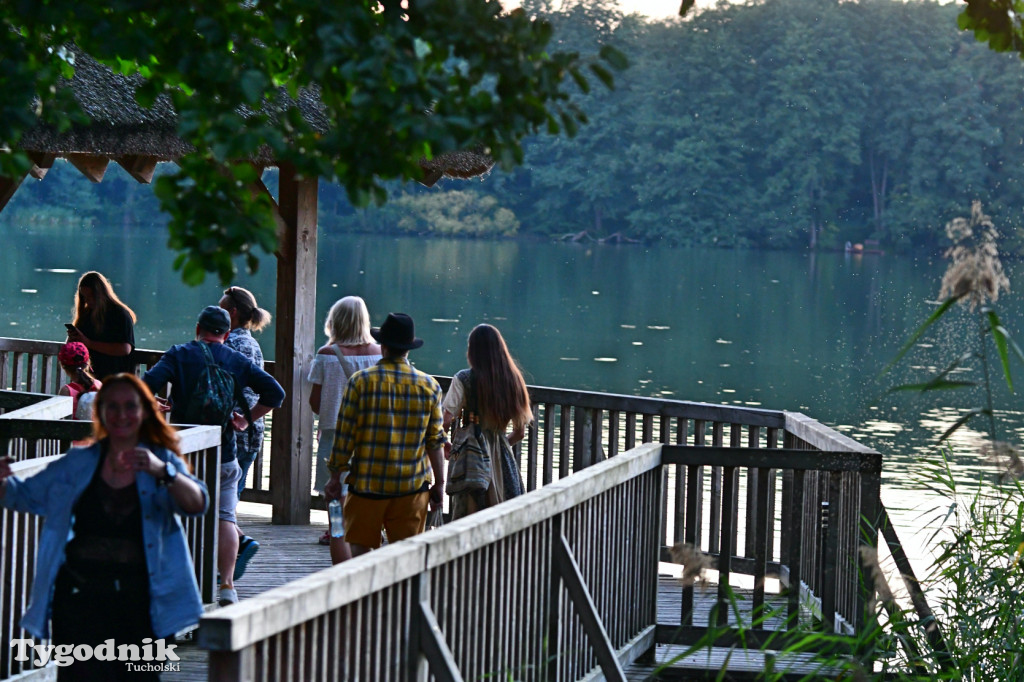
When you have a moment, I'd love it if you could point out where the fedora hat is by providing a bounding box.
[371,313,423,350]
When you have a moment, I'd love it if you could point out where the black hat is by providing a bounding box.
[197,306,231,335]
[370,313,423,350]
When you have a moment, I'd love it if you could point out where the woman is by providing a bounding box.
[443,324,531,519]
[0,374,208,681]
[67,271,137,380]
[307,295,381,561]
[57,341,102,420]
[219,286,272,496]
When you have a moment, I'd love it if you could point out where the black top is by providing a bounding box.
[64,446,148,584]
[77,305,136,379]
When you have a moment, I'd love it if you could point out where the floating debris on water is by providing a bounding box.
[719,363,731,368]
[722,389,736,393]
[594,357,617,363]
[592,290,600,295]
[632,341,643,346]
[20,289,38,294]
[647,325,670,330]
[34,268,76,274]
[715,338,732,344]
[621,324,636,329]
[431,318,460,323]
[559,357,579,362]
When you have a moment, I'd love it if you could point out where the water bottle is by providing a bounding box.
[328,499,345,538]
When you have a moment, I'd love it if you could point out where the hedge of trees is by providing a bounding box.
[9,0,1024,256]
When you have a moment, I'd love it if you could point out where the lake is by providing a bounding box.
[3,224,1022,572]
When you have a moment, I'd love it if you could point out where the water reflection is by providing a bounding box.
[5,226,1024,574]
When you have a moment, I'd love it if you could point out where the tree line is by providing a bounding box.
[9,0,1024,256]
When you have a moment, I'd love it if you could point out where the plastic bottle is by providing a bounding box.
[328,498,345,538]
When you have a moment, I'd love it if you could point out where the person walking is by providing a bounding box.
[323,313,446,558]
[443,324,530,519]
[66,271,137,380]
[308,295,381,560]
[219,286,272,566]
[0,374,208,681]
[142,306,284,606]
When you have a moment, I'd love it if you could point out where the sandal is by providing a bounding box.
[318,531,331,546]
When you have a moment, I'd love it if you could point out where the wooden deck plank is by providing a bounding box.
[164,505,332,681]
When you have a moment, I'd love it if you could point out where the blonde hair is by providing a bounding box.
[324,296,374,346]
[222,286,272,332]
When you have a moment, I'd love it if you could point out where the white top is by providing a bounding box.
[75,391,97,421]
[307,349,382,432]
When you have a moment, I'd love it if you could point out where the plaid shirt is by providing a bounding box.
[328,356,446,496]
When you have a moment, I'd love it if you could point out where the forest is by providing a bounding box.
[7,0,1024,256]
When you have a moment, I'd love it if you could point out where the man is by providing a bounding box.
[143,306,285,606]
[324,312,446,557]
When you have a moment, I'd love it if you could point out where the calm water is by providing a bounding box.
[3,225,1022,570]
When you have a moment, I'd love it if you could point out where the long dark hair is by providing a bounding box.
[466,324,532,431]
[92,374,182,458]
[73,271,137,329]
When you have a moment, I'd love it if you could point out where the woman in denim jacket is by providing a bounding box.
[0,374,208,681]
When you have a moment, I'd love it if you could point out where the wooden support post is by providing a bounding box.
[115,155,158,183]
[28,153,55,180]
[0,172,27,213]
[552,532,627,682]
[67,153,109,182]
[270,163,317,525]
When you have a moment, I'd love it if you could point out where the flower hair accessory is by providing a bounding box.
[58,341,90,367]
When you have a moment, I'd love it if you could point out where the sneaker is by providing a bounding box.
[219,587,239,607]
[234,536,260,582]
[318,531,331,546]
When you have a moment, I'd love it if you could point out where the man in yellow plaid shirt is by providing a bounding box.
[324,313,446,557]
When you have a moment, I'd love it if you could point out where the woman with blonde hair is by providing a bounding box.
[307,295,381,560]
[443,324,531,519]
[66,271,137,380]
[0,374,207,681]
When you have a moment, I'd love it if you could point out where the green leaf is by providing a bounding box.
[987,310,1022,392]
[889,380,976,393]
[239,70,267,105]
[880,294,965,377]
[599,45,629,71]
[938,408,990,443]
[589,63,614,90]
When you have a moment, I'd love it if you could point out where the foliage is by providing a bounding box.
[380,189,520,237]
[0,0,624,284]
[11,0,1024,258]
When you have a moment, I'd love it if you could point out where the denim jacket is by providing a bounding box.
[1,440,209,639]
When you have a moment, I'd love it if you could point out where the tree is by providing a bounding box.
[0,1,624,283]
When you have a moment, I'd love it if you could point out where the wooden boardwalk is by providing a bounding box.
[165,506,808,682]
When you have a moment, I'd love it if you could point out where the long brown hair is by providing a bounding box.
[466,324,532,431]
[73,271,137,329]
[222,286,272,332]
[92,374,182,458]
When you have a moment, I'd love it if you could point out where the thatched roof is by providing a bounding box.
[15,46,492,182]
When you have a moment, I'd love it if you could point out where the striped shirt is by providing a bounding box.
[328,357,446,496]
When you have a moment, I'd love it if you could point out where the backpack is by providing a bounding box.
[182,342,247,430]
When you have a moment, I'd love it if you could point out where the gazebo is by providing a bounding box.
[0,47,492,523]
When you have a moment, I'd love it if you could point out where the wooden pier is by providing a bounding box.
[1,338,946,681]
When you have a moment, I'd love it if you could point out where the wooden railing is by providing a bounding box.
[197,438,885,681]
[0,419,222,681]
[199,442,665,682]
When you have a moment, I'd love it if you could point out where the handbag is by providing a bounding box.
[445,370,492,495]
